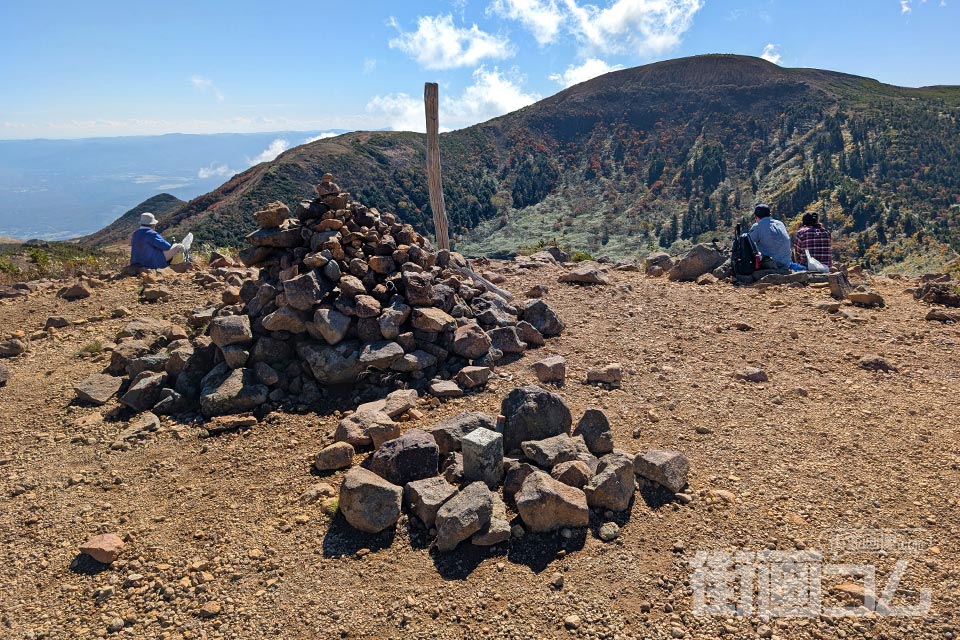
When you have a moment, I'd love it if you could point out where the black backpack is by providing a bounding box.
[731,223,761,276]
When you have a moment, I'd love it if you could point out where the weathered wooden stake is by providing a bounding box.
[424,82,450,252]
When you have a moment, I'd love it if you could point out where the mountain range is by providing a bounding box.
[92,56,960,270]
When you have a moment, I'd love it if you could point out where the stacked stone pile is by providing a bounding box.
[332,384,691,553]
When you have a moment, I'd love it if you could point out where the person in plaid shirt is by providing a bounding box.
[793,212,832,268]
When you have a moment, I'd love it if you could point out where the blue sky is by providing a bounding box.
[1,0,957,140]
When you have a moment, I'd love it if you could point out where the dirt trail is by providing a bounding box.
[0,265,957,639]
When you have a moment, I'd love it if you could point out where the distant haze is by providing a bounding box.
[0,130,344,240]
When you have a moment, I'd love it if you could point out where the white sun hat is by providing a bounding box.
[139,212,158,226]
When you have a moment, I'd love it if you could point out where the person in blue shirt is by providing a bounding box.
[129,213,183,269]
[747,204,792,269]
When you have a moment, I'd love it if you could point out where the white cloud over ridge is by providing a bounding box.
[303,132,340,144]
[760,43,782,65]
[550,58,624,87]
[389,14,513,69]
[247,139,290,166]
[367,67,540,132]
[489,0,563,45]
[198,163,234,179]
[489,0,702,56]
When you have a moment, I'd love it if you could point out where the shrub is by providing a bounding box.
[571,251,593,262]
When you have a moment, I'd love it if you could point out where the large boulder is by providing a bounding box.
[500,385,572,453]
[520,434,581,469]
[369,429,440,485]
[334,409,394,448]
[515,471,589,532]
[558,262,610,285]
[119,371,166,412]
[424,412,497,455]
[338,467,403,534]
[667,244,726,282]
[434,482,493,552]
[583,452,635,512]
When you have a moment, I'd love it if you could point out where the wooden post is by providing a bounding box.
[424,82,450,252]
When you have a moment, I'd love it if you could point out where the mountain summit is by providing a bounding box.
[94,55,960,270]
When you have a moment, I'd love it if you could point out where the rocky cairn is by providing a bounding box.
[71,175,564,421]
[332,384,692,554]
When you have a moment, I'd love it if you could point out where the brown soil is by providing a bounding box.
[0,264,957,640]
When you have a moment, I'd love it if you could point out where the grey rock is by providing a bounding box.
[532,355,566,384]
[573,408,614,455]
[221,345,249,369]
[411,307,455,333]
[378,298,411,339]
[471,493,511,546]
[455,365,491,389]
[598,521,620,542]
[734,367,768,383]
[486,326,527,354]
[308,307,351,345]
[254,361,279,386]
[283,270,327,311]
[74,373,123,405]
[520,299,565,336]
[521,433,581,469]
[403,476,457,527]
[667,244,726,282]
[515,471,589,533]
[369,428,439,485]
[390,349,437,373]
[297,341,362,385]
[334,409,393,448]
[261,306,307,333]
[338,467,402,534]
[516,321,545,347]
[314,442,355,472]
[633,449,690,493]
[462,427,504,489]
[209,315,253,348]
[584,451,635,512]
[503,460,537,504]
[586,363,622,386]
[429,380,463,398]
[501,385,572,452]
[119,371,167,412]
[558,263,610,285]
[424,411,496,455]
[435,482,493,552]
[551,460,592,488]
[358,340,405,369]
[199,367,268,418]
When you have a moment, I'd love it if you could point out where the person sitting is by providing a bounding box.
[129,213,183,269]
[747,203,792,270]
[793,212,833,269]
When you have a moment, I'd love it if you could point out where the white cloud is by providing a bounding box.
[247,138,290,166]
[367,67,540,132]
[488,0,564,45]
[303,132,340,143]
[760,43,782,65]
[562,0,703,56]
[190,75,224,102]
[197,163,235,179]
[549,58,624,87]
[901,0,911,12]
[363,58,377,74]
[388,14,514,69]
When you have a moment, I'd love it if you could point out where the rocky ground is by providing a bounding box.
[0,261,958,640]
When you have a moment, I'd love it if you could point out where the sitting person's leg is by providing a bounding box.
[163,243,185,263]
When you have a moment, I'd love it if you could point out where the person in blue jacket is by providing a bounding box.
[747,203,792,270]
[129,213,183,269]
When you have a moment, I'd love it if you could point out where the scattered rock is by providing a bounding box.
[525,284,548,298]
[501,385,572,452]
[429,380,463,398]
[598,521,620,542]
[734,367,768,383]
[0,339,27,357]
[338,467,403,534]
[456,365,491,389]
[462,427,504,488]
[667,244,725,281]
[515,471,589,532]
[424,412,496,455]
[520,300,565,336]
[73,373,123,406]
[586,363,622,386]
[79,533,125,564]
[573,408,614,455]
[403,476,457,528]
[848,290,885,307]
[59,282,93,300]
[520,434,581,468]
[199,367,268,417]
[558,262,610,285]
[584,451,635,512]
[550,460,592,488]
[926,308,959,322]
[450,323,492,360]
[859,354,898,373]
[369,429,439,485]
[532,355,566,384]
[435,482,493,552]
[633,449,690,493]
[314,442,355,472]
[119,371,166,412]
